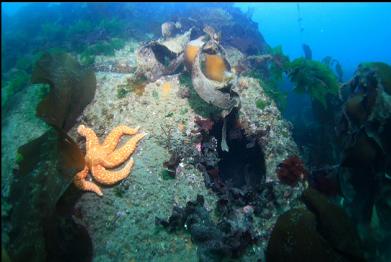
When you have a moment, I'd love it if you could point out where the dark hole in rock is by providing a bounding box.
[150,44,177,67]
[208,112,266,190]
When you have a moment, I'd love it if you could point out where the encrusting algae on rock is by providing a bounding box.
[161,81,172,96]
[74,124,146,196]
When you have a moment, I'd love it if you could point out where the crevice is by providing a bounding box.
[204,111,266,191]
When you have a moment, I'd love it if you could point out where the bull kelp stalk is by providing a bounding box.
[287,57,342,166]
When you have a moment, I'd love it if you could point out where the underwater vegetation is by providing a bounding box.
[357,62,391,94]
[252,36,390,262]
[302,43,312,60]
[31,51,96,131]
[116,76,147,99]
[276,155,308,187]
[1,70,30,109]
[240,45,290,112]
[3,50,97,261]
[243,70,288,112]
[336,62,391,249]
[1,3,163,112]
[288,58,339,109]
[255,98,270,110]
[79,37,126,66]
[2,4,135,71]
[282,54,344,167]
[8,127,89,262]
[274,61,391,261]
[267,188,365,262]
[322,55,344,82]
[2,3,391,262]
[242,45,342,114]
[268,45,290,83]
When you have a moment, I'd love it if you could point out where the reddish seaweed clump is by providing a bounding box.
[276,155,308,186]
[194,116,214,132]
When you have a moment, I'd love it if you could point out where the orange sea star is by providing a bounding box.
[74,124,146,196]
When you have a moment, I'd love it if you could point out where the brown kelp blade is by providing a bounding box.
[32,51,96,131]
[8,126,86,262]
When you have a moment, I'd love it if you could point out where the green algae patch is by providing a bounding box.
[255,98,270,110]
[288,58,339,109]
[359,62,391,94]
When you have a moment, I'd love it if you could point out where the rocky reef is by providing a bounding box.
[5,3,386,262]
[61,6,300,260]
[156,194,259,261]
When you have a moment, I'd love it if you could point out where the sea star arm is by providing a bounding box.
[101,133,146,168]
[101,125,140,152]
[73,165,103,196]
[77,125,100,152]
[91,158,135,185]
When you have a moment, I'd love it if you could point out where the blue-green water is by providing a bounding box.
[236,2,391,80]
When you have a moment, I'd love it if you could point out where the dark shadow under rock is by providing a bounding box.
[210,114,266,190]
